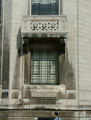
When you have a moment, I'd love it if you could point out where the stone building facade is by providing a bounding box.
[0,0,91,119]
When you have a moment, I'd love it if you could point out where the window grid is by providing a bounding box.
[31,50,58,85]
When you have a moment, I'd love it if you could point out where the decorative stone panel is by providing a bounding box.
[31,21,58,31]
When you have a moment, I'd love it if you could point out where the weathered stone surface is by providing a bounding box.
[67,90,76,99]
[12,91,19,99]
[31,90,58,98]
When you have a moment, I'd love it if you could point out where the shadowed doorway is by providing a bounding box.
[38,118,53,120]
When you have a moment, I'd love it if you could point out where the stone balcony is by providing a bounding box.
[21,15,68,39]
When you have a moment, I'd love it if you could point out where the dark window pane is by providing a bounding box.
[32,3,40,15]
[32,0,59,15]
[40,4,50,15]
[51,3,58,15]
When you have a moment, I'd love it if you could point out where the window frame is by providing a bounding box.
[31,0,62,15]
[30,50,59,85]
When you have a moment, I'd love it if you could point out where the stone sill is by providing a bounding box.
[23,85,66,99]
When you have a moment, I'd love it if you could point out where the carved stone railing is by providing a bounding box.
[21,15,68,38]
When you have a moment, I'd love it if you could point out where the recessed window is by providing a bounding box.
[32,0,59,15]
[31,50,58,85]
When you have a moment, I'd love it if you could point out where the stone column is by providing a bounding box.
[59,39,66,85]
[24,43,31,85]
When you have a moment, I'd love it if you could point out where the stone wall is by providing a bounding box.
[1,0,91,119]
[78,0,91,106]
[1,0,12,90]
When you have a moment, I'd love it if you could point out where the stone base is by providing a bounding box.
[0,109,91,120]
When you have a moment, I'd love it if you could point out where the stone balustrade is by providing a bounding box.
[21,15,68,38]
